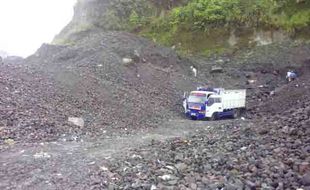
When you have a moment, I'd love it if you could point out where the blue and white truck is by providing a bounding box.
[184,87,246,120]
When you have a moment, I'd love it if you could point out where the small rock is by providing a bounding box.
[175,153,184,161]
[100,165,109,171]
[301,173,310,186]
[122,58,133,64]
[190,183,197,189]
[258,129,268,135]
[68,117,84,128]
[247,80,256,84]
[175,163,187,172]
[282,126,289,133]
[131,154,142,159]
[225,183,240,190]
[249,165,258,173]
[245,180,256,189]
[240,147,247,151]
[167,180,178,185]
[159,175,173,181]
[4,139,15,145]
[150,185,157,190]
[202,177,209,184]
[216,59,224,64]
[211,66,223,73]
[34,152,51,159]
[273,147,282,154]
[165,165,175,171]
[299,162,310,174]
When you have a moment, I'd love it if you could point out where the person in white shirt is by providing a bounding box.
[286,70,297,82]
[190,66,197,77]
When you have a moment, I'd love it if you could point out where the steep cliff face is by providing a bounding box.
[54,0,111,43]
[54,0,151,43]
[53,0,189,44]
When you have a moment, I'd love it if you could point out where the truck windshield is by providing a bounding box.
[188,95,206,103]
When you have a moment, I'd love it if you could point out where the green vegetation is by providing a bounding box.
[55,0,310,55]
[122,0,309,55]
[143,0,310,31]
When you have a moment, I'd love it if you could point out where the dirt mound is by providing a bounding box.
[2,31,216,144]
[26,31,193,128]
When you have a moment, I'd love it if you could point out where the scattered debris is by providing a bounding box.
[34,152,51,159]
[240,146,247,151]
[211,66,223,73]
[4,139,15,145]
[159,174,173,181]
[122,58,133,64]
[150,184,157,190]
[247,79,256,84]
[100,165,109,171]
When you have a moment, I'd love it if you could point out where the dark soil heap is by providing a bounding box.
[1,31,212,144]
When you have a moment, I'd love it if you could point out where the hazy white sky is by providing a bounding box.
[0,0,76,57]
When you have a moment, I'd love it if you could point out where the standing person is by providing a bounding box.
[286,70,297,82]
[190,66,197,77]
[183,92,187,113]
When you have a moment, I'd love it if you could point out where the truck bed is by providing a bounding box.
[220,90,246,109]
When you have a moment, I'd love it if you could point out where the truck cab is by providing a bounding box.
[185,89,217,120]
[185,88,246,120]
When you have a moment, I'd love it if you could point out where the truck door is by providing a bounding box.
[205,97,223,117]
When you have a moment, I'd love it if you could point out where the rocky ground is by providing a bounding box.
[87,41,309,190]
[0,30,309,189]
[85,61,310,190]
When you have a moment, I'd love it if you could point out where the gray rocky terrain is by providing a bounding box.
[0,0,310,189]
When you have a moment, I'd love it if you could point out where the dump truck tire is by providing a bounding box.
[210,112,218,121]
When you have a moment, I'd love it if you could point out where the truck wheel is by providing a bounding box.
[210,113,218,121]
[240,108,246,117]
[233,109,240,119]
